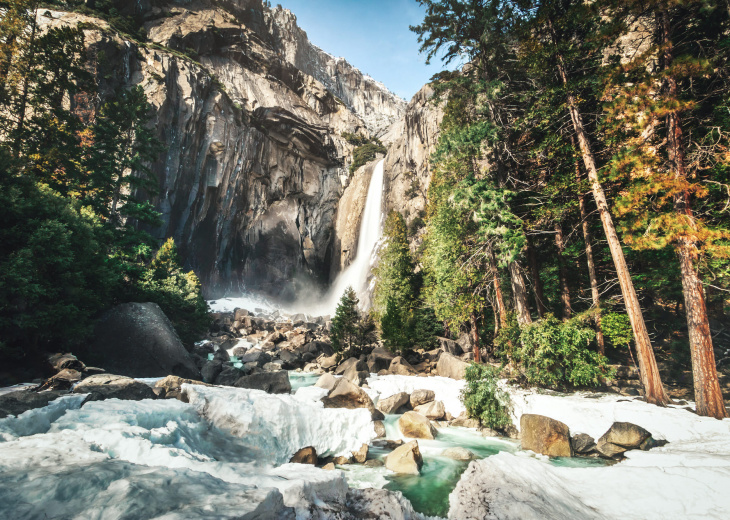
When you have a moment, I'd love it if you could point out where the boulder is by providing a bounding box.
[38,368,82,391]
[571,433,597,455]
[441,447,476,461]
[398,411,437,440]
[241,350,271,367]
[424,348,442,362]
[437,337,463,356]
[47,353,85,372]
[314,373,338,391]
[414,400,445,420]
[334,357,366,376]
[373,420,386,438]
[73,374,157,401]
[200,360,223,383]
[0,390,68,419]
[87,302,199,379]
[215,366,244,386]
[436,352,469,380]
[319,354,338,370]
[364,459,384,468]
[290,446,317,465]
[389,356,417,376]
[322,378,379,420]
[376,392,410,414]
[343,363,368,386]
[520,414,572,457]
[451,412,480,429]
[409,389,435,408]
[262,362,283,372]
[234,370,291,394]
[322,462,336,470]
[456,333,472,355]
[367,347,395,373]
[352,443,369,463]
[373,439,404,450]
[385,440,423,475]
[596,422,653,459]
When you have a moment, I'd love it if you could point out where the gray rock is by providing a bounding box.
[315,373,337,391]
[520,414,572,457]
[215,366,244,386]
[241,350,271,367]
[409,389,435,408]
[367,347,395,373]
[342,363,368,386]
[389,356,417,376]
[87,302,199,379]
[0,390,68,419]
[47,353,85,372]
[74,374,157,402]
[414,400,445,420]
[376,392,410,414]
[234,370,291,394]
[200,361,223,384]
[437,337,463,356]
[436,352,470,380]
[596,422,653,459]
[571,433,597,455]
[334,357,366,376]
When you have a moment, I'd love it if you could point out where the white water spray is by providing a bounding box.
[319,159,385,314]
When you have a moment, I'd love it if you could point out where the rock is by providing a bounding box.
[319,354,338,370]
[87,302,199,379]
[322,463,336,470]
[441,447,476,461]
[451,413,481,429]
[230,346,248,357]
[215,366,243,386]
[367,347,395,373]
[388,356,417,376]
[342,363,368,386]
[456,333,473,355]
[334,357,366,376]
[437,337,463,356]
[234,308,250,322]
[596,422,653,459]
[314,373,337,391]
[262,362,283,372]
[47,353,85,372]
[234,370,291,394]
[290,446,317,465]
[571,433,597,455]
[322,378,380,420]
[520,414,572,457]
[241,350,271,367]
[414,400,445,420]
[352,443,369,463]
[409,389,435,408]
[424,348,442,362]
[373,439,404,450]
[385,440,423,475]
[38,369,82,391]
[73,374,157,402]
[398,411,437,440]
[363,459,384,468]
[376,392,410,414]
[436,352,470,380]
[0,390,68,419]
[333,456,352,465]
[200,360,223,383]
[155,375,210,401]
[373,420,386,438]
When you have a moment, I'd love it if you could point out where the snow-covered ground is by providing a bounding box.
[367,374,467,417]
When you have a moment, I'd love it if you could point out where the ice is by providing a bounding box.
[0,393,87,440]
[184,384,377,463]
[366,374,467,417]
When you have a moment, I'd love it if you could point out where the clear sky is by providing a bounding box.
[276,0,447,101]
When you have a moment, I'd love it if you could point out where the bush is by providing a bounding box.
[349,140,387,174]
[461,363,512,430]
[602,312,633,349]
[517,314,614,389]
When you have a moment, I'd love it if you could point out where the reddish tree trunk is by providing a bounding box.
[470,312,482,363]
[661,8,727,418]
[549,19,670,405]
[509,261,532,326]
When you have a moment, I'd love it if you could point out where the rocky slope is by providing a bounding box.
[42,0,406,300]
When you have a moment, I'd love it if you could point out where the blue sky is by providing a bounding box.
[276,0,448,100]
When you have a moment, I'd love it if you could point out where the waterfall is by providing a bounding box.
[319,159,385,315]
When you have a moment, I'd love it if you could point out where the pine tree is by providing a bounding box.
[330,287,360,353]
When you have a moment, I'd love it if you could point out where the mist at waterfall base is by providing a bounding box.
[210,159,386,318]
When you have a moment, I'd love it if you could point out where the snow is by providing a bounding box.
[448,387,730,520]
[366,374,467,417]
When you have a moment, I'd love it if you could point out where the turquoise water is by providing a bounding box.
[288,371,321,392]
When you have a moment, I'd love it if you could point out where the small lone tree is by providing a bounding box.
[330,287,360,352]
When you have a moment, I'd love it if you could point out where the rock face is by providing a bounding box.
[398,411,437,440]
[520,414,573,457]
[87,302,199,379]
[436,352,470,380]
[38,2,406,301]
[385,440,423,475]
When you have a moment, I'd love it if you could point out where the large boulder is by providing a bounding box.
[234,370,291,394]
[441,447,476,461]
[0,390,68,419]
[215,366,244,386]
[596,422,654,459]
[436,352,469,380]
[398,411,437,440]
[73,374,157,401]
[240,349,271,367]
[352,443,369,463]
[87,302,199,379]
[376,392,410,414]
[200,360,224,383]
[342,363,368,386]
[409,389,435,408]
[367,347,395,373]
[47,353,85,372]
[389,356,417,376]
[437,337,463,356]
[290,446,317,465]
[385,440,423,475]
[322,378,381,420]
[520,414,572,457]
[571,433,597,455]
[155,375,210,401]
[38,369,83,391]
[334,357,366,376]
[414,400,445,420]
[314,373,338,391]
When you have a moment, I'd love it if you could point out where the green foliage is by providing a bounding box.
[349,139,387,174]
[515,315,614,389]
[602,312,633,350]
[374,212,415,315]
[380,297,410,352]
[461,363,512,430]
[133,239,210,347]
[330,287,361,352]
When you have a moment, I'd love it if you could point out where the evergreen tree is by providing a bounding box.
[330,287,360,353]
[373,211,415,317]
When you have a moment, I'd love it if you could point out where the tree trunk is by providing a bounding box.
[489,247,507,330]
[527,236,547,318]
[554,222,573,319]
[549,21,670,405]
[509,261,532,326]
[661,8,727,418]
[13,4,38,156]
[470,312,482,363]
[574,145,605,353]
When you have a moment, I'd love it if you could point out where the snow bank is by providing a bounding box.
[184,384,376,463]
[366,374,466,416]
[0,393,87,440]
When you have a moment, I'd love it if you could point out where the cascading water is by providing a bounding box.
[317,159,386,315]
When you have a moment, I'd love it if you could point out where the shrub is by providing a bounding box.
[349,140,387,174]
[461,363,512,430]
[602,312,633,349]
